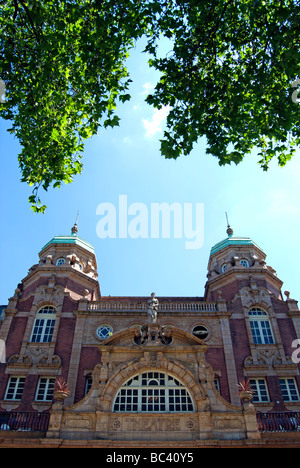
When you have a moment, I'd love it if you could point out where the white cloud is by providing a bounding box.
[140,82,154,96]
[142,106,170,138]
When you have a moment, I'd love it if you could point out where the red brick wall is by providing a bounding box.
[54,317,76,374]
[206,348,230,402]
[229,319,250,378]
[74,347,101,402]
[5,317,28,360]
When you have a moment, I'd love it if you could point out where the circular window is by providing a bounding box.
[240,259,249,267]
[96,325,113,340]
[56,258,65,266]
[221,263,228,273]
[192,325,209,340]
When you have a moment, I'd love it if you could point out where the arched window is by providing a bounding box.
[56,258,65,266]
[113,371,194,413]
[30,306,56,343]
[248,307,274,344]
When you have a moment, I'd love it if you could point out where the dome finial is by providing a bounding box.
[71,211,79,235]
[225,212,233,237]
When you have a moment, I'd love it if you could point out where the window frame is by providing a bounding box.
[96,325,113,340]
[249,378,270,403]
[113,371,194,413]
[84,375,93,396]
[30,306,56,343]
[249,308,275,344]
[56,258,66,266]
[279,378,300,402]
[35,377,55,402]
[5,376,26,401]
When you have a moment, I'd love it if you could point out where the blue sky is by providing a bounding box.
[1,39,300,304]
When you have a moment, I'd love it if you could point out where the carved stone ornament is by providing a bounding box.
[134,324,172,346]
[147,292,159,323]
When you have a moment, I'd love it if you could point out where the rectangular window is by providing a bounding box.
[35,377,55,401]
[249,378,270,402]
[279,378,300,402]
[5,377,26,400]
[31,319,55,343]
[214,378,220,392]
[84,376,93,396]
[250,320,274,344]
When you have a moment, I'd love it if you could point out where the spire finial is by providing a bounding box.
[225,212,233,237]
[71,211,79,235]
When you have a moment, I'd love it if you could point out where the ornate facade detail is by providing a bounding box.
[1,226,299,447]
[237,283,273,309]
[244,349,298,373]
[134,324,172,345]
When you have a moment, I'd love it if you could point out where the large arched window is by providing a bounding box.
[248,307,274,344]
[113,371,194,413]
[30,306,56,343]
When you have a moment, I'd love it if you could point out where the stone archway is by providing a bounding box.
[97,353,207,413]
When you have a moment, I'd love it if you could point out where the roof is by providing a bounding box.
[210,235,262,255]
[39,234,95,255]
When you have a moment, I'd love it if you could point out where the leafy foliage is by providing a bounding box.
[1,1,300,211]
[146,0,300,168]
[0,0,147,211]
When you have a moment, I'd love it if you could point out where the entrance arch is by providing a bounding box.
[98,356,206,413]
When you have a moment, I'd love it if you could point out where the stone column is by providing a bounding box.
[220,316,240,406]
[65,312,86,405]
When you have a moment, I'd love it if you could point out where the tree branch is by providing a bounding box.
[17,0,40,41]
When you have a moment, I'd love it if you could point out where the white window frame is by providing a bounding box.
[30,306,56,343]
[249,308,275,344]
[249,378,270,403]
[56,258,65,266]
[279,378,300,402]
[96,325,113,340]
[240,259,249,267]
[113,371,194,413]
[5,376,26,400]
[35,377,55,401]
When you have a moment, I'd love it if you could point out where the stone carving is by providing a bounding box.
[147,292,159,323]
[134,324,172,346]
[244,348,297,371]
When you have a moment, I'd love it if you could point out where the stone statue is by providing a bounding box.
[147,292,159,323]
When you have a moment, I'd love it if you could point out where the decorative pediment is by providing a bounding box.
[98,323,207,350]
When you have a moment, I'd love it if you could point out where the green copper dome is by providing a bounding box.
[210,221,263,256]
[210,236,260,255]
[39,234,95,255]
[39,219,95,255]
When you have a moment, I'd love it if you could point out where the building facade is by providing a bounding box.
[0,223,300,448]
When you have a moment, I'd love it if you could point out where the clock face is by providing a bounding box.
[96,325,113,340]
